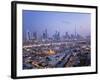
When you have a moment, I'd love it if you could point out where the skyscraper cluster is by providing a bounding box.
[23,28,87,43]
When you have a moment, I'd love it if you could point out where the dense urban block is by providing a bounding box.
[22,10,91,69]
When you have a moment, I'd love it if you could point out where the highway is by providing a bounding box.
[55,50,72,67]
[23,40,85,48]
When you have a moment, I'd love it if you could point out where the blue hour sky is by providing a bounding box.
[23,10,91,37]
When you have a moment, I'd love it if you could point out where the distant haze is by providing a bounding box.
[23,10,91,37]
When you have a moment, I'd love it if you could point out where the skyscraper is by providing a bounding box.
[53,31,60,41]
[32,32,37,40]
[42,29,48,40]
[28,31,31,40]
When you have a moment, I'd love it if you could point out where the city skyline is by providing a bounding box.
[23,10,91,38]
[22,10,91,69]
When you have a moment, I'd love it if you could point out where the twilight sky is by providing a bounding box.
[23,10,91,37]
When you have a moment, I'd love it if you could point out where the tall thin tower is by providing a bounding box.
[75,24,76,38]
